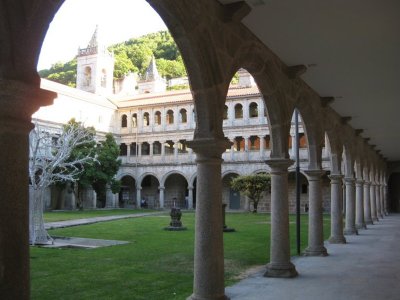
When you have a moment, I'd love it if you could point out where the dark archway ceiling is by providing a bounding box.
[219,0,400,161]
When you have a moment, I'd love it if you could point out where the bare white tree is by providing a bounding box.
[29,121,96,245]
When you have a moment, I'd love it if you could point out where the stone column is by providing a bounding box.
[375,183,382,219]
[370,182,378,222]
[259,135,265,158]
[138,142,142,157]
[384,184,389,215]
[136,186,142,208]
[0,80,55,300]
[186,137,231,300]
[304,169,328,256]
[363,181,373,225]
[264,159,298,277]
[355,180,366,229]
[344,177,358,235]
[244,136,249,160]
[380,184,385,217]
[159,186,165,208]
[149,142,154,157]
[105,185,116,208]
[188,186,194,209]
[328,174,346,244]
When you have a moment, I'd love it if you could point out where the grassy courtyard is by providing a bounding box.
[31,211,331,299]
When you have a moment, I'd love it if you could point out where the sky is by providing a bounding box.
[37,0,167,70]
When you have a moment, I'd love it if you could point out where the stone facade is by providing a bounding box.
[0,2,392,299]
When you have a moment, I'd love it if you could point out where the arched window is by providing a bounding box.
[249,102,258,118]
[120,143,127,156]
[234,104,243,119]
[180,109,187,123]
[84,66,92,86]
[153,141,162,155]
[141,142,150,155]
[178,140,188,153]
[132,113,137,128]
[264,135,271,149]
[121,114,127,128]
[223,105,228,120]
[154,111,161,125]
[130,143,137,156]
[299,133,308,148]
[166,110,174,124]
[143,112,150,126]
[101,69,107,88]
[233,136,244,151]
[165,140,174,155]
[249,136,260,150]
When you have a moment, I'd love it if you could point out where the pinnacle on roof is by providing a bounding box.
[144,56,161,81]
[87,25,99,48]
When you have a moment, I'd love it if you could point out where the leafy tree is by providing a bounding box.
[113,51,138,80]
[230,174,271,213]
[83,133,122,208]
[156,56,186,80]
[39,31,187,83]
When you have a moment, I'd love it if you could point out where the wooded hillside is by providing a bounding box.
[38,31,187,87]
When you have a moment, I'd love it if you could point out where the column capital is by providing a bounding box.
[265,158,293,173]
[187,137,232,160]
[158,186,165,190]
[0,79,56,132]
[304,169,325,180]
[328,174,344,180]
[364,180,371,186]
[355,179,365,185]
[344,177,356,184]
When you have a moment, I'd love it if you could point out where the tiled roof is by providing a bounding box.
[112,85,261,108]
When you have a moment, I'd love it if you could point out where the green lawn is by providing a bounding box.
[31,212,331,300]
[43,209,156,222]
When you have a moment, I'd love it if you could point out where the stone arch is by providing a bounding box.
[121,114,128,128]
[161,170,189,187]
[249,102,258,118]
[291,91,325,170]
[119,175,137,208]
[221,172,241,210]
[163,172,189,208]
[139,173,161,209]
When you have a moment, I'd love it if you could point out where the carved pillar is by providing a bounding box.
[136,186,142,208]
[344,177,358,235]
[186,137,231,300]
[264,159,298,277]
[259,135,265,158]
[0,80,54,299]
[304,169,328,256]
[375,182,382,219]
[188,186,194,209]
[384,184,389,215]
[380,183,385,217]
[159,186,165,208]
[363,181,373,225]
[355,180,366,229]
[370,182,378,222]
[328,174,346,244]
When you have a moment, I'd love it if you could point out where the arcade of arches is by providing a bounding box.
[0,1,397,299]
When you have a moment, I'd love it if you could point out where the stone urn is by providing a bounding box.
[164,207,187,231]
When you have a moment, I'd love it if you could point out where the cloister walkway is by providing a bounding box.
[227,214,400,300]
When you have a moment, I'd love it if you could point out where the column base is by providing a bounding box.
[365,219,373,225]
[187,294,229,300]
[344,228,358,235]
[264,262,298,278]
[372,217,379,222]
[328,235,346,244]
[356,223,367,230]
[303,246,328,257]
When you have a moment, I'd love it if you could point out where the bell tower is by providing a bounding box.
[76,25,114,95]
